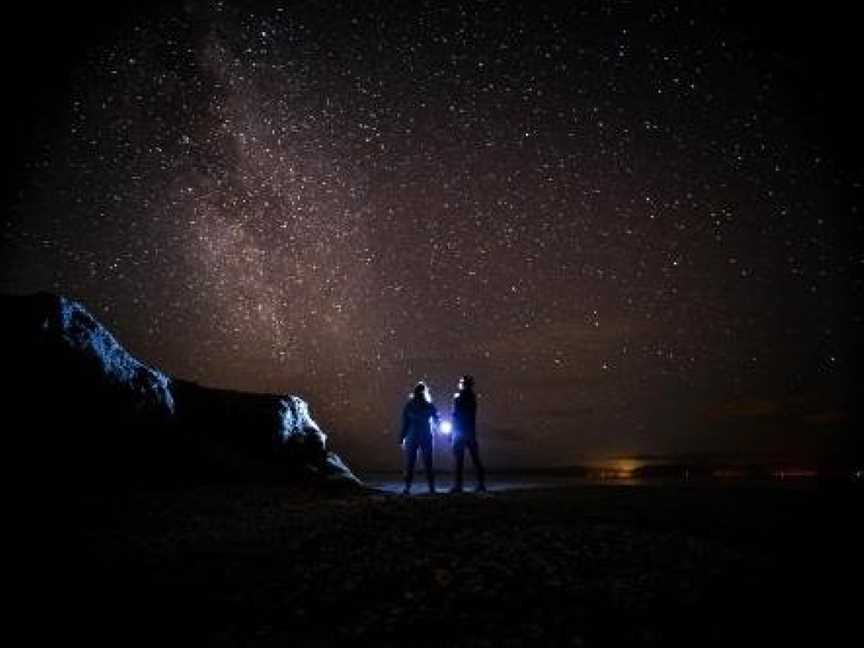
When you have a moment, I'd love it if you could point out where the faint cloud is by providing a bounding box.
[706,398,780,420]
[803,410,848,425]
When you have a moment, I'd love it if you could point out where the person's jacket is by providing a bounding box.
[452,388,477,441]
[400,398,439,442]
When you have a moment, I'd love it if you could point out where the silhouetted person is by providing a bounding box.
[400,381,439,494]
[450,375,486,492]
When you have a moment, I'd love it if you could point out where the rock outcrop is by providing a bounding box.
[171,379,358,482]
[2,292,358,487]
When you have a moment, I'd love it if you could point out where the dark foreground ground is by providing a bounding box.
[21,477,860,646]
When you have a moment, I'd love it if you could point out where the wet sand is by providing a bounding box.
[363,472,602,493]
[34,477,859,646]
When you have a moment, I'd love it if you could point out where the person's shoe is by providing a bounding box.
[449,485,463,493]
[401,486,411,495]
[474,483,487,493]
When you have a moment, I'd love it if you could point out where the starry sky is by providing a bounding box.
[2,1,861,469]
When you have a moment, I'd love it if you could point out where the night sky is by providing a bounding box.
[3,1,861,469]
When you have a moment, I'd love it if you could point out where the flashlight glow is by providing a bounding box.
[440,420,452,435]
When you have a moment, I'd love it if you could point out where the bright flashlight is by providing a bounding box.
[440,420,452,435]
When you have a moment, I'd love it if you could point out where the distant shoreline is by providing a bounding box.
[356,461,860,484]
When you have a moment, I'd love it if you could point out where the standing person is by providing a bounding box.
[450,375,486,492]
[400,381,439,495]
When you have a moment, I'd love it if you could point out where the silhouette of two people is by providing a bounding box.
[399,376,486,495]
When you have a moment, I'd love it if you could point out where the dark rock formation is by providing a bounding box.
[171,379,358,482]
[2,292,358,488]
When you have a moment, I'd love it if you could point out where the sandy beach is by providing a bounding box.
[31,476,858,647]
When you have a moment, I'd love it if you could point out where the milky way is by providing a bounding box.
[3,1,860,468]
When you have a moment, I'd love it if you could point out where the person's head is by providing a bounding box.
[458,375,474,391]
[412,381,431,402]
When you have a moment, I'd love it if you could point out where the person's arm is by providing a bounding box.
[452,394,462,421]
[400,405,409,443]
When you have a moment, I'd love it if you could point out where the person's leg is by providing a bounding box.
[420,437,435,493]
[452,440,465,492]
[468,439,485,490]
[404,438,417,493]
